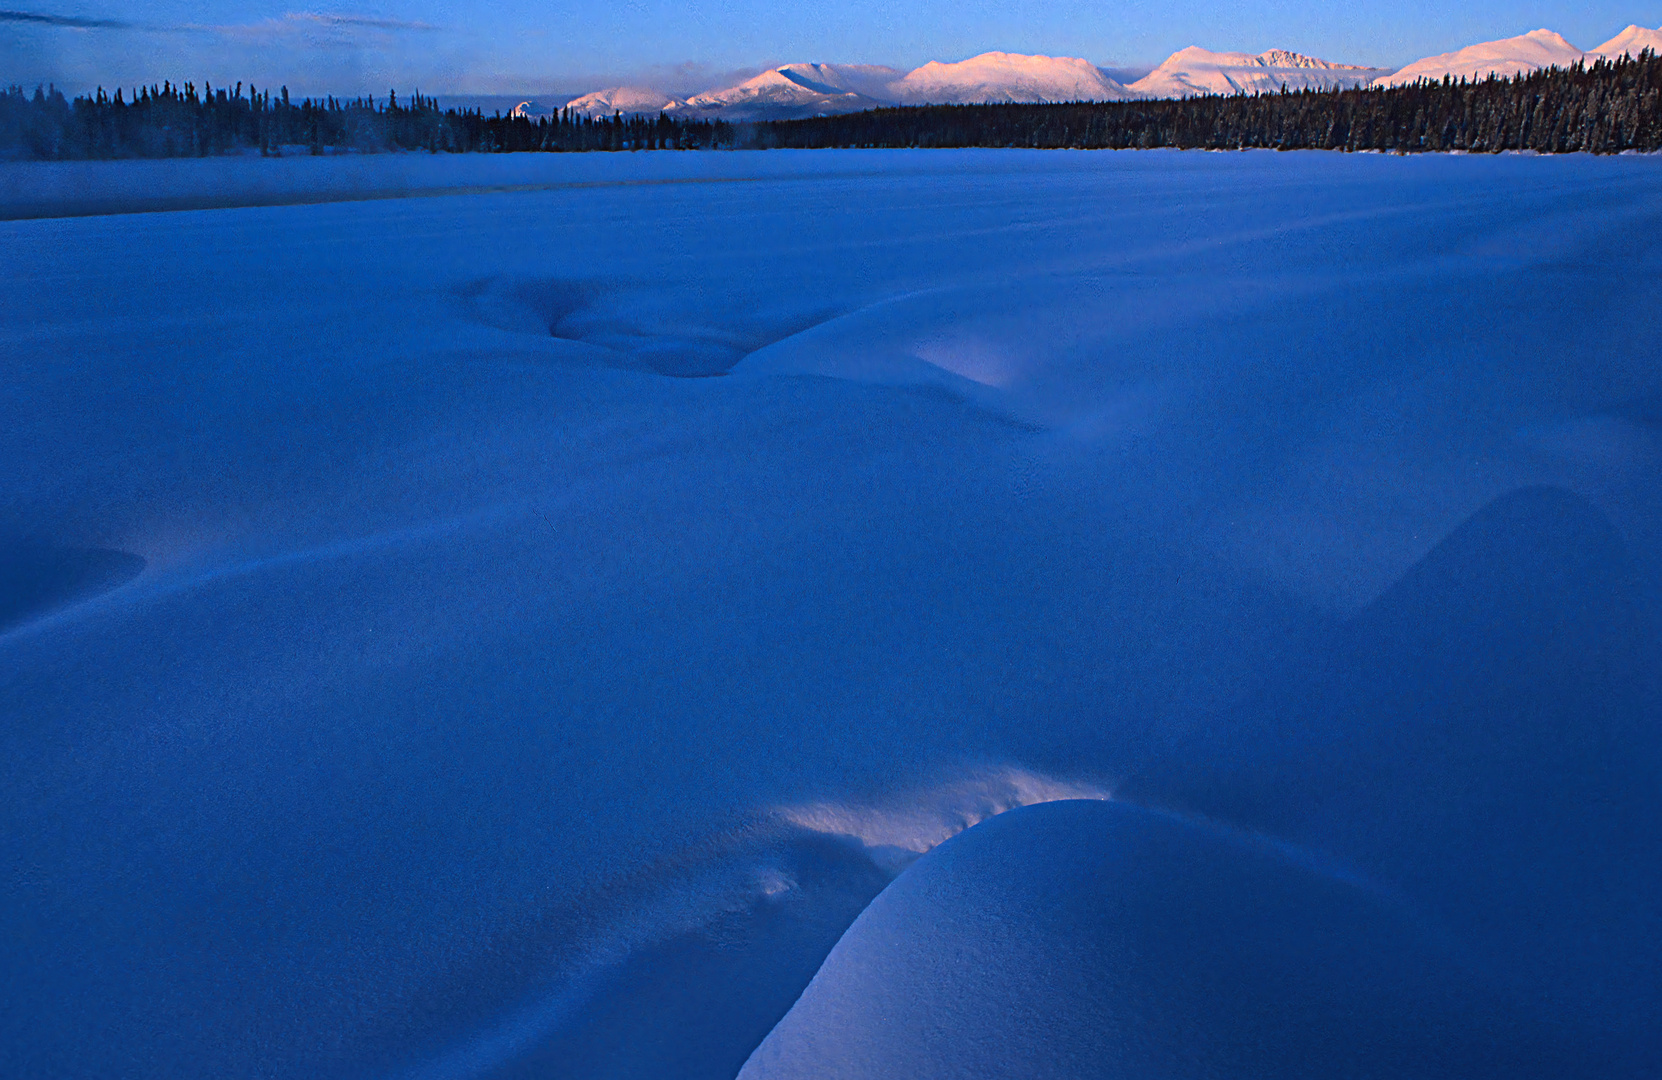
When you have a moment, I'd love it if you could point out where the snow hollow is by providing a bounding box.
[2,149,1660,1079]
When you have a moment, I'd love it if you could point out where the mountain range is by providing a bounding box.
[564,54,1141,121]
[557,24,1662,120]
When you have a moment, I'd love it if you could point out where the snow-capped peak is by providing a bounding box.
[557,26,1643,120]
[1589,24,1662,59]
[1373,29,1585,87]
[682,67,887,120]
[892,52,1137,104]
[564,86,686,118]
[1130,46,1391,98]
[774,63,905,99]
[685,68,813,106]
[1253,49,1375,71]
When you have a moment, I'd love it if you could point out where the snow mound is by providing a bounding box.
[1373,29,1585,87]
[405,825,894,1080]
[1131,46,1391,98]
[731,273,1235,433]
[741,799,1589,1079]
[411,765,1101,1078]
[1590,24,1662,59]
[892,52,1137,104]
[565,86,688,118]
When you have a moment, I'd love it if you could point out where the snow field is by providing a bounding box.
[1,149,1659,1078]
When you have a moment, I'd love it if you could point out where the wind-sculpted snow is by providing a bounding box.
[1120,484,1662,1071]
[740,800,1598,1079]
[2,149,1660,1079]
[0,539,145,632]
[397,769,1097,1079]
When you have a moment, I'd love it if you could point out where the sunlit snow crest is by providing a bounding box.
[777,767,1110,871]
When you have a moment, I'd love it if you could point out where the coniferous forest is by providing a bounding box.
[2,50,1658,160]
[0,82,734,158]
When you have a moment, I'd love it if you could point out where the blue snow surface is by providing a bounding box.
[2,148,1660,1079]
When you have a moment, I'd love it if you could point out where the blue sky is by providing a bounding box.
[4,1,1659,97]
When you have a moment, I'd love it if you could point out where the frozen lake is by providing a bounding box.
[3,149,1660,1078]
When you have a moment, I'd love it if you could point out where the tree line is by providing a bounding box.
[758,51,1662,153]
[0,81,736,159]
[3,51,1657,160]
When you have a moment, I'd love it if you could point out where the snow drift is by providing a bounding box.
[741,800,1597,1079]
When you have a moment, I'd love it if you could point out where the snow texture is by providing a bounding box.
[2,148,1661,1080]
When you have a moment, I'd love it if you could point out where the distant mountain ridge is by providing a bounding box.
[568,53,1136,119]
[775,63,906,98]
[1373,29,1585,88]
[1256,49,1368,69]
[564,24,1662,119]
[891,52,1137,104]
[564,85,688,117]
[679,65,899,121]
[1130,47,1391,98]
